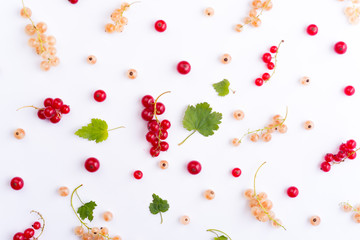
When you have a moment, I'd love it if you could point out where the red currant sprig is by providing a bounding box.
[13,210,45,240]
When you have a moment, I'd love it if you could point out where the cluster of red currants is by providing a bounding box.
[320,139,358,172]
[141,94,171,157]
[37,98,70,123]
[13,221,41,240]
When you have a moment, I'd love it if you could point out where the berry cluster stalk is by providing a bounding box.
[153,91,171,151]
[31,210,45,240]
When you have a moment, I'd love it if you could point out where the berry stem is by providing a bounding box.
[253,162,286,230]
[340,202,360,214]
[153,91,171,150]
[230,88,236,94]
[332,147,360,165]
[238,0,271,31]
[206,229,232,240]
[266,40,284,83]
[31,210,45,240]
[178,130,197,146]
[160,212,163,224]
[16,105,42,111]
[108,126,125,131]
[70,184,91,231]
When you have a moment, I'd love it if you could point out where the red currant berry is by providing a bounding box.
[148,120,159,132]
[334,41,347,54]
[267,62,275,70]
[43,98,53,107]
[13,233,25,240]
[320,162,331,172]
[262,53,272,63]
[159,130,168,140]
[24,228,35,239]
[94,90,106,102]
[160,120,171,130]
[50,114,61,124]
[270,46,278,53]
[146,131,157,142]
[344,85,355,96]
[339,143,348,152]
[154,20,167,32]
[52,98,63,109]
[141,108,154,121]
[287,186,299,198]
[10,177,24,190]
[346,139,357,149]
[337,150,347,159]
[160,141,169,151]
[262,73,270,81]
[60,105,70,114]
[348,151,357,160]
[333,154,342,162]
[187,161,201,175]
[232,168,241,177]
[133,170,143,179]
[84,157,100,172]
[44,106,55,118]
[141,95,154,108]
[324,153,333,162]
[68,0,78,3]
[177,61,191,75]
[37,109,46,120]
[255,78,264,86]
[155,102,165,115]
[150,138,160,147]
[306,24,318,36]
[32,222,41,230]
[150,147,160,157]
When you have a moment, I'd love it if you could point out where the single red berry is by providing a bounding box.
[43,98,53,107]
[10,177,24,190]
[346,139,357,149]
[44,106,55,118]
[334,41,347,54]
[255,78,264,86]
[52,98,63,109]
[270,46,277,53]
[32,221,41,230]
[37,109,46,120]
[154,20,167,32]
[339,143,349,152]
[324,153,333,162]
[24,228,35,239]
[262,73,270,81]
[146,131,157,142]
[344,85,355,96]
[150,138,160,147]
[320,162,331,172]
[333,154,342,162]
[141,95,154,108]
[267,62,275,70]
[160,119,171,130]
[155,102,165,115]
[150,147,160,157]
[148,121,160,133]
[133,170,143,179]
[348,151,357,160]
[141,108,154,121]
[60,105,70,114]
[94,90,106,102]
[68,0,78,3]
[177,61,191,75]
[84,157,100,172]
[306,24,318,36]
[160,141,169,151]
[13,233,25,240]
[159,130,168,140]
[337,150,346,159]
[287,186,299,198]
[50,114,61,124]
[187,161,202,175]
[262,53,272,63]
[232,168,241,177]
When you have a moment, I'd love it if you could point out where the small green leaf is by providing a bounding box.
[214,236,228,240]
[77,201,97,222]
[212,79,231,96]
[75,119,109,143]
[149,194,169,224]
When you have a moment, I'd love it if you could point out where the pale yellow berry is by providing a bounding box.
[74,226,84,236]
[251,206,262,217]
[82,233,92,240]
[263,0,273,11]
[354,213,360,223]
[341,203,352,212]
[105,23,116,33]
[257,192,268,200]
[48,47,57,56]
[221,54,232,64]
[278,124,288,133]
[252,0,262,9]
[204,7,214,16]
[250,133,259,142]
[244,16,252,24]
[345,6,355,17]
[100,227,109,235]
[115,24,125,32]
[204,189,215,200]
[304,121,314,130]
[249,199,259,208]
[120,17,128,25]
[36,22,47,33]
[112,236,122,240]
[25,24,36,35]
[233,110,244,120]
[261,132,272,142]
[20,7,32,18]
[272,219,282,228]
[244,189,254,200]
[47,36,56,46]
[261,199,273,211]
[258,212,269,222]
[249,9,257,17]
[127,69,137,79]
[14,128,25,139]
[50,57,60,67]
[159,160,168,169]
[40,61,51,71]
[251,17,261,27]
[232,138,240,146]
[235,24,243,32]
[103,211,113,222]
[28,38,38,48]
[58,186,69,197]
[301,76,310,85]
[87,55,97,65]
[180,215,190,225]
[91,227,100,235]
[310,216,321,226]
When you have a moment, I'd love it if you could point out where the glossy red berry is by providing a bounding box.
[334,41,347,54]
[24,228,35,239]
[324,153,333,162]
[150,147,160,157]
[150,138,160,147]
[37,109,46,120]
[348,151,357,160]
[148,121,160,133]
[255,78,263,86]
[262,73,270,81]
[160,120,171,130]
[10,177,24,190]
[32,222,41,230]
[337,150,346,159]
[306,24,318,36]
[267,62,275,70]
[262,53,272,63]
[159,130,168,140]
[50,114,61,124]
[346,139,357,149]
[141,108,154,121]
[270,46,277,53]
[320,162,331,172]
[85,157,100,172]
[155,102,165,115]
[177,61,191,75]
[339,143,348,152]
[333,154,342,162]
[68,0,78,3]
[232,168,241,177]
[154,20,167,32]
[13,233,25,240]
[160,141,169,151]
[52,98,63,109]
[43,98,53,107]
[344,85,355,96]
[141,95,154,108]
[187,161,202,175]
[287,186,299,198]
[44,106,55,118]
[133,170,143,180]
[94,90,106,102]
[60,105,70,114]
[146,131,157,142]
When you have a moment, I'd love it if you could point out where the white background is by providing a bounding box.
[1,0,360,239]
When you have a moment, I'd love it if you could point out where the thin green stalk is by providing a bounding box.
[178,130,196,146]
[70,184,91,230]
[207,229,232,240]
[108,126,125,131]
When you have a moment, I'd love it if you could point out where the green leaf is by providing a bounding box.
[214,236,228,240]
[77,201,97,222]
[75,118,109,143]
[179,102,222,145]
[149,194,169,224]
[212,79,231,96]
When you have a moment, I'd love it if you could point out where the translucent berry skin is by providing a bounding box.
[14,128,25,140]
[94,90,107,102]
[267,62,275,70]
[177,61,191,75]
[180,216,190,225]
[141,95,154,108]
[10,177,24,190]
[141,108,154,121]
[324,153,333,162]
[52,98,63,109]
[320,162,331,172]
[155,102,165,115]
[270,46,277,53]
[262,53,272,63]
[306,24,318,36]
[346,139,357,149]
[60,105,70,114]
[103,211,113,221]
[187,161,202,175]
[159,160,168,169]
[255,78,263,86]
[133,170,143,180]
[310,216,321,226]
[37,109,46,120]
[287,186,299,198]
[13,233,25,240]
[232,168,242,177]
[44,98,53,107]
[160,120,171,130]
[154,20,167,32]
[204,189,215,200]
[160,141,169,151]
[334,41,347,54]
[24,228,35,238]
[262,73,270,80]
[32,221,41,230]
[58,186,69,197]
[150,147,160,157]
[84,157,100,172]
[344,85,355,96]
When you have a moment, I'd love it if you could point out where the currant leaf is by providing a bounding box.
[149,194,169,224]
[77,201,97,222]
[212,79,231,96]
